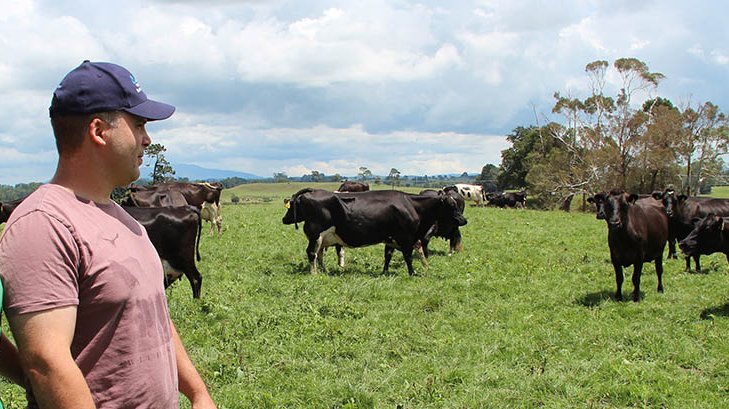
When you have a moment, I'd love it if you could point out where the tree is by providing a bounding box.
[358,167,372,181]
[386,168,401,188]
[273,172,289,183]
[145,143,175,184]
[476,164,500,191]
[630,98,682,192]
[310,170,323,182]
[548,58,663,195]
[676,101,729,195]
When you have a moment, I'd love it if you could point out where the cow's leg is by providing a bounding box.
[450,229,463,255]
[415,243,428,269]
[187,268,203,299]
[684,255,691,272]
[666,235,677,259]
[417,238,429,259]
[693,255,701,274]
[317,246,327,273]
[631,263,643,302]
[402,246,417,276]
[336,245,345,268]
[306,239,320,274]
[613,263,624,301]
[383,243,395,274]
[655,256,664,293]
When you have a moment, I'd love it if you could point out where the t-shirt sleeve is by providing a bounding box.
[0,210,80,316]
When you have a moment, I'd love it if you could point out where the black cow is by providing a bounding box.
[587,190,669,302]
[1,196,204,298]
[122,206,204,298]
[282,188,466,275]
[485,191,527,208]
[419,187,465,256]
[652,188,729,272]
[336,181,370,192]
[0,197,26,224]
[678,213,729,265]
[128,182,223,208]
[122,189,188,207]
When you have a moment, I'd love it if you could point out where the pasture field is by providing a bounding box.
[3,184,729,408]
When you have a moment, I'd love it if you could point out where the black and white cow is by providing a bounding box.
[485,191,527,208]
[454,183,485,207]
[282,188,466,275]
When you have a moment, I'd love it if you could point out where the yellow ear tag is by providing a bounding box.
[284,201,291,209]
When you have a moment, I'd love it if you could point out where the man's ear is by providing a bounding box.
[88,117,110,146]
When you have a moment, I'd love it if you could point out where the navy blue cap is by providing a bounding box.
[49,60,175,120]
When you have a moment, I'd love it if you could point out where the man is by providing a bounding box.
[0,61,216,408]
[0,280,25,389]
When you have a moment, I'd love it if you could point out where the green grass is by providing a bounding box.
[3,184,729,408]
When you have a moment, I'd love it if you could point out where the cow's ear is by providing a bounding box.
[651,191,663,200]
[678,194,688,202]
[627,194,639,204]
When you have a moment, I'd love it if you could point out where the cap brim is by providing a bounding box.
[124,99,176,121]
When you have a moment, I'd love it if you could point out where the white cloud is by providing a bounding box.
[0,0,728,184]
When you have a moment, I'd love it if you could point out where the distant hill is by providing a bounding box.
[141,163,263,181]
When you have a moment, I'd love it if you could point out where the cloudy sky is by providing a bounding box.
[1,0,727,184]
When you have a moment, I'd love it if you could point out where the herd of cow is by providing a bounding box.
[0,182,224,299]
[1,181,728,304]
[588,188,729,302]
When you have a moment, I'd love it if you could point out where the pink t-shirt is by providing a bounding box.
[0,184,179,408]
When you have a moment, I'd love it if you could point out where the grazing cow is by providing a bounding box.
[200,201,222,235]
[678,213,729,265]
[282,188,466,275]
[0,195,204,298]
[652,188,729,272]
[587,190,668,302]
[485,191,527,208]
[122,206,204,298]
[454,183,485,207]
[336,181,370,192]
[419,187,465,255]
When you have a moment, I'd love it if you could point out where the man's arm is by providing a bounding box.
[7,306,95,409]
[0,332,25,387]
[170,320,216,409]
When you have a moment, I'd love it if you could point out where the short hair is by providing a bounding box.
[50,111,120,154]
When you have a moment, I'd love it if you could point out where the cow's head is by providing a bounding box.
[588,190,638,227]
[603,190,639,229]
[437,193,467,228]
[652,188,680,219]
[282,188,314,229]
[587,192,607,220]
[679,213,726,257]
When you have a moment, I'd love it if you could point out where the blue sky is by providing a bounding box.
[1,0,727,183]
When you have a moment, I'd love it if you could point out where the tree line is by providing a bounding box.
[494,58,728,209]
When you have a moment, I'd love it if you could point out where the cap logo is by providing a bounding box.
[129,73,142,93]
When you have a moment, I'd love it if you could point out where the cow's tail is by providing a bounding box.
[193,206,202,262]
